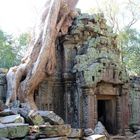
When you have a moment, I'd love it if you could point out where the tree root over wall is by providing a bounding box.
[6,0,78,109]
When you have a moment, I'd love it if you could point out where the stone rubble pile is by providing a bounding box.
[0,104,106,140]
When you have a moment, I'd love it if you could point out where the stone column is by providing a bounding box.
[82,87,96,128]
[116,95,123,134]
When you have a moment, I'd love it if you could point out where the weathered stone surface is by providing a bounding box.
[38,111,64,125]
[68,128,82,138]
[6,123,29,138]
[0,109,15,117]
[83,128,94,137]
[19,109,44,125]
[0,100,7,112]
[68,138,80,140]
[94,122,110,139]
[83,135,106,140]
[0,137,10,140]
[130,77,140,126]
[0,114,24,124]
[0,123,8,137]
[0,11,130,135]
[28,110,44,125]
[38,137,67,140]
[39,124,71,137]
[0,123,29,138]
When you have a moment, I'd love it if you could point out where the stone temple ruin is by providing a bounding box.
[0,11,139,139]
[35,12,130,134]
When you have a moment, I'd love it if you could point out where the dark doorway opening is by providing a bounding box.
[97,99,116,134]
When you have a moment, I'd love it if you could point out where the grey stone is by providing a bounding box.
[39,124,71,137]
[83,128,94,137]
[0,137,10,140]
[38,111,64,125]
[68,128,82,138]
[0,109,15,117]
[83,135,106,140]
[6,123,29,138]
[0,114,24,124]
[38,137,67,140]
[0,123,8,137]
[93,122,110,139]
[68,138,80,140]
[19,109,44,125]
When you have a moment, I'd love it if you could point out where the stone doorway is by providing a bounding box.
[97,98,117,134]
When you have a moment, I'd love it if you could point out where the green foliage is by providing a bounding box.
[119,28,140,75]
[0,30,17,68]
[0,30,29,69]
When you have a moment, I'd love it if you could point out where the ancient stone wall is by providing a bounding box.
[0,11,131,135]
[35,11,130,134]
[0,71,7,102]
[129,76,140,125]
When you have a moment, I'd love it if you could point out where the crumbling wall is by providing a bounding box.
[0,11,130,134]
[36,10,130,134]
[129,76,140,125]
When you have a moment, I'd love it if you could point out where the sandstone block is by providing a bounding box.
[0,109,15,117]
[68,128,82,138]
[6,123,29,139]
[68,138,77,140]
[83,135,106,140]
[38,111,64,125]
[0,123,8,137]
[0,114,24,124]
[0,137,10,140]
[19,109,44,125]
[39,124,71,137]
[38,137,67,140]
[83,128,94,137]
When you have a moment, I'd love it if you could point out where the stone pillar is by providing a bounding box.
[116,95,123,134]
[121,87,130,135]
[82,87,96,128]
[0,74,6,102]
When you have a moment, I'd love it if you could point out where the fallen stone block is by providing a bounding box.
[39,124,71,137]
[83,128,94,137]
[6,123,29,139]
[0,109,15,117]
[68,128,82,138]
[19,109,44,125]
[0,137,10,140]
[83,135,106,140]
[38,137,67,140]
[67,138,76,140]
[0,123,8,137]
[38,111,64,125]
[110,135,126,140]
[93,122,110,139]
[0,114,24,124]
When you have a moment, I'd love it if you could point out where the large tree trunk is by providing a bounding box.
[6,0,78,109]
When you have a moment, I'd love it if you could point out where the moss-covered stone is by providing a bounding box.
[6,123,29,139]
[39,124,71,137]
[0,123,8,137]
